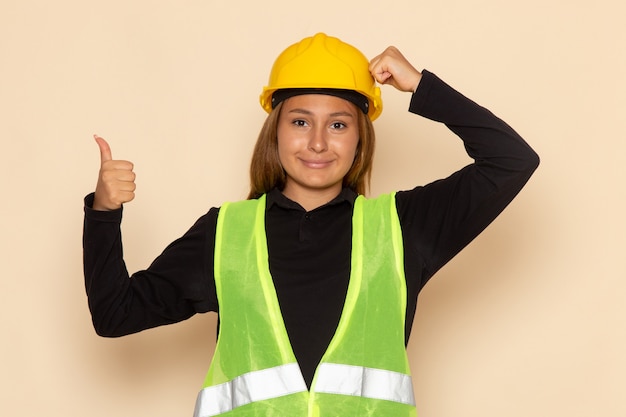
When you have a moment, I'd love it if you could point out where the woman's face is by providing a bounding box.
[276,94,360,203]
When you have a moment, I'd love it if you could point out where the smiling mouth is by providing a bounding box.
[300,158,334,168]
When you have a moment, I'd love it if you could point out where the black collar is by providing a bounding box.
[266,187,357,212]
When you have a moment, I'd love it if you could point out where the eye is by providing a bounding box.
[292,119,308,127]
[330,122,347,130]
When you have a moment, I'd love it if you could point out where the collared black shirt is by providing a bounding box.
[83,70,539,388]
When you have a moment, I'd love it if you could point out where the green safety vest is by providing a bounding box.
[194,193,417,417]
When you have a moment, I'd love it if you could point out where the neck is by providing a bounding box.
[282,186,342,211]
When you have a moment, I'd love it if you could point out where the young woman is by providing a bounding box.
[84,33,539,417]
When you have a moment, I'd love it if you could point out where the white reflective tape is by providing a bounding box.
[194,363,307,417]
[314,363,415,406]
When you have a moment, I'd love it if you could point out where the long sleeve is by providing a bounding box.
[82,193,219,337]
[397,70,540,305]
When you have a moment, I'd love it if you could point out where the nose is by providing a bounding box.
[308,127,328,153]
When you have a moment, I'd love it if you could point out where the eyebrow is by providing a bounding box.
[287,108,355,118]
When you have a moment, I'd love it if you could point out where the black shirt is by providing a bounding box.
[83,70,539,388]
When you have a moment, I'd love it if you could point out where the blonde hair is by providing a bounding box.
[247,101,376,199]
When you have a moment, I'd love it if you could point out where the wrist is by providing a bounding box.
[412,72,423,93]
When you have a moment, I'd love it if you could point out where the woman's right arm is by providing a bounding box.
[83,136,218,337]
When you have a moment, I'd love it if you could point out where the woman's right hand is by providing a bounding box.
[93,135,136,211]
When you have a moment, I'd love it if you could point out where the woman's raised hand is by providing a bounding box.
[369,46,422,93]
[93,135,136,211]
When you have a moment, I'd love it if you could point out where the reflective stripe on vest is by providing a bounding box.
[194,363,307,417]
[197,193,416,416]
[314,363,415,406]
[194,362,415,417]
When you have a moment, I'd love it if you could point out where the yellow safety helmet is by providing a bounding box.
[260,33,383,121]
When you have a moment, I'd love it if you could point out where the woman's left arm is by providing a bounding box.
[369,47,540,286]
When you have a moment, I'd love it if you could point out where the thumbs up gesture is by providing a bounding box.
[93,135,136,211]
